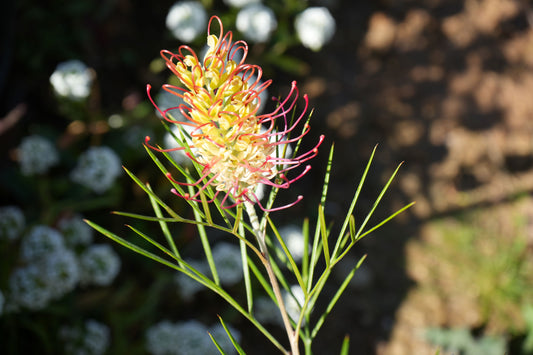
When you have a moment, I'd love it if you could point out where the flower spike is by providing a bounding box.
[147,15,323,211]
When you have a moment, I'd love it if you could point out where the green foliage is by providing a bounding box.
[88,135,410,354]
[426,327,507,355]
[421,201,533,334]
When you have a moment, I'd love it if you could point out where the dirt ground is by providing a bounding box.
[303,0,533,353]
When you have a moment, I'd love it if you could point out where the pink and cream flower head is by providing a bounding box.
[146,16,324,211]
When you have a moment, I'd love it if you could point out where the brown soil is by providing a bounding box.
[302,0,533,353]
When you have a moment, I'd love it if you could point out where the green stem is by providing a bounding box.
[244,201,299,355]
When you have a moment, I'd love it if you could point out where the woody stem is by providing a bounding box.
[244,201,300,355]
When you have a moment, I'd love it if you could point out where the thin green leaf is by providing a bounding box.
[307,216,322,293]
[247,257,275,302]
[349,214,356,244]
[320,143,335,206]
[233,205,243,234]
[144,145,207,220]
[208,333,228,355]
[356,202,415,241]
[199,188,213,225]
[267,216,305,292]
[307,144,334,290]
[122,166,183,220]
[334,163,405,263]
[113,210,259,255]
[355,162,403,239]
[189,184,220,286]
[331,145,377,259]
[87,222,285,353]
[85,220,181,271]
[302,218,310,286]
[146,183,181,264]
[318,205,330,267]
[339,335,350,355]
[240,221,253,313]
[312,255,367,338]
[111,211,182,222]
[269,253,292,295]
[126,224,181,263]
[216,316,246,355]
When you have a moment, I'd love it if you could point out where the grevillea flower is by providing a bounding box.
[146,16,324,211]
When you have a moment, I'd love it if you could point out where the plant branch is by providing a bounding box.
[245,201,300,355]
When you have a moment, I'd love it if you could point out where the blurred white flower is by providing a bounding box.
[156,88,186,119]
[166,1,207,43]
[236,4,277,43]
[49,60,93,101]
[247,75,269,114]
[71,146,121,194]
[8,264,53,310]
[212,243,242,286]
[163,123,196,165]
[18,135,59,175]
[253,296,282,325]
[145,320,180,355]
[20,225,65,262]
[283,285,306,323]
[60,319,110,355]
[295,7,336,51]
[79,244,121,286]
[146,320,212,355]
[175,259,208,301]
[223,0,260,8]
[58,214,93,248]
[42,250,80,299]
[278,225,307,262]
[209,323,242,355]
[174,320,212,355]
[0,206,25,241]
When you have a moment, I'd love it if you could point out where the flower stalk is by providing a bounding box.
[245,201,300,355]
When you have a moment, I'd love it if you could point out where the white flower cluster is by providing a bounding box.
[59,319,110,355]
[79,244,121,286]
[223,0,259,7]
[6,222,121,312]
[283,285,306,323]
[277,224,308,263]
[166,1,207,43]
[8,264,54,311]
[156,88,186,120]
[174,242,242,300]
[253,296,282,325]
[212,242,243,286]
[145,319,241,355]
[175,259,208,301]
[18,135,59,175]
[71,146,121,194]
[19,226,65,261]
[58,214,94,248]
[0,206,25,241]
[49,59,94,101]
[163,125,193,165]
[236,4,277,43]
[295,7,336,51]
[10,226,79,310]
